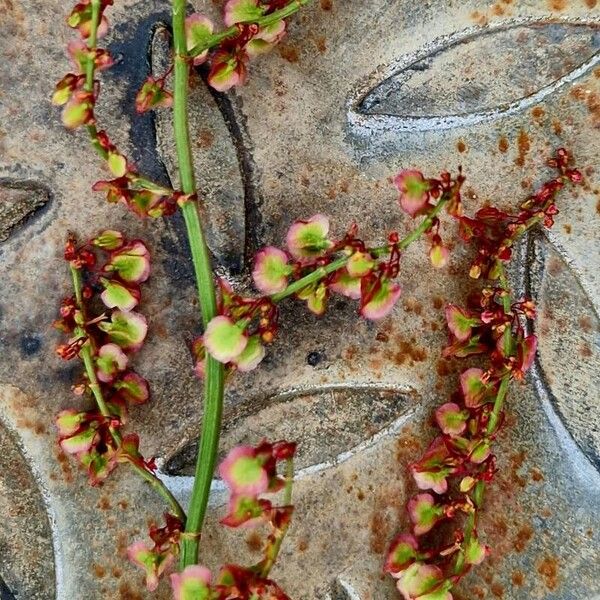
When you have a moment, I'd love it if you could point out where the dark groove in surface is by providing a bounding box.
[196,65,265,271]
[0,575,15,600]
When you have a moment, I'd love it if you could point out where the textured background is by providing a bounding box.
[0,0,599,598]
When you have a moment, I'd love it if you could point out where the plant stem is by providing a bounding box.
[272,197,449,303]
[69,266,186,521]
[172,0,226,569]
[189,0,313,58]
[259,458,295,578]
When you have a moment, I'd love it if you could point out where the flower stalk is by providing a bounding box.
[69,265,186,521]
[171,0,226,569]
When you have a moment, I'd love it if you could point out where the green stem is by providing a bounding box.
[486,374,510,436]
[272,196,449,303]
[189,0,313,58]
[259,458,295,578]
[172,0,226,569]
[69,266,186,521]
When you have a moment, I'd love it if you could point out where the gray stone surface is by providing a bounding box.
[0,0,599,599]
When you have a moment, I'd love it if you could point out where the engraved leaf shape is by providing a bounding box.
[527,233,600,472]
[350,21,600,132]
[162,385,416,476]
[151,25,250,274]
[0,181,50,244]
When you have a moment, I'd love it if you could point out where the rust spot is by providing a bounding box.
[457,140,467,153]
[511,570,524,586]
[515,130,531,167]
[578,316,593,333]
[470,586,486,600]
[548,0,567,9]
[320,0,333,9]
[357,489,365,501]
[530,467,544,482]
[245,531,263,552]
[314,36,327,53]
[111,566,123,579]
[376,331,390,343]
[563,223,572,234]
[278,45,299,63]
[118,499,129,510]
[432,296,444,309]
[553,120,563,135]
[344,345,358,360]
[537,556,559,590]
[531,106,545,121]
[513,524,534,552]
[580,343,592,358]
[498,137,509,153]
[97,496,111,511]
[492,3,506,15]
[510,450,526,470]
[196,129,214,149]
[491,582,505,598]
[369,511,389,553]
[92,564,106,578]
[586,0,597,6]
[436,359,451,377]
[119,583,143,600]
[297,538,309,552]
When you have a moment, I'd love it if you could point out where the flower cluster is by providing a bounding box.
[459,148,582,280]
[54,231,153,484]
[193,167,465,376]
[385,150,583,600]
[128,513,185,592]
[127,440,296,598]
[170,440,296,599]
[53,0,185,218]
[185,0,297,92]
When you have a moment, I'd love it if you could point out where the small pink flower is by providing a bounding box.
[203,316,247,363]
[435,402,468,436]
[252,247,290,294]
[219,445,268,496]
[170,565,212,600]
[460,368,488,408]
[394,170,431,217]
[185,14,214,65]
[360,279,402,320]
[286,214,333,260]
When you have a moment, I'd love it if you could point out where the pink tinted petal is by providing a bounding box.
[329,271,362,300]
[384,533,419,575]
[171,565,212,600]
[218,445,268,495]
[411,467,448,495]
[360,281,402,320]
[394,170,430,218]
[435,402,468,436]
[286,214,331,260]
[203,316,247,363]
[445,304,474,342]
[521,334,538,372]
[252,246,289,294]
[460,367,487,407]
[430,244,449,269]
